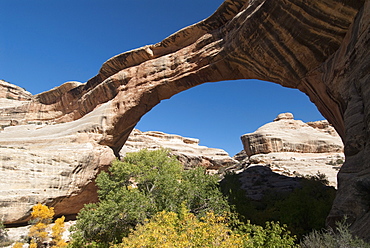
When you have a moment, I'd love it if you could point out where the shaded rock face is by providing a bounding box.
[0,0,369,239]
[237,165,303,201]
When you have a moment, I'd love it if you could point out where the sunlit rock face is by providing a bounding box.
[240,113,344,187]
[0,0,369,239]
[122,129,238,171]
[241,113,343,156]
[0,100,116,224]
[0,84,237,224]
[0,80,32,127]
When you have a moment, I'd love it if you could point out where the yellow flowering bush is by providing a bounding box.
[51,216,68,247]
[115,205,248,248]
[12,242,24,248]
[28,203,55,247]
[13,203,67,248]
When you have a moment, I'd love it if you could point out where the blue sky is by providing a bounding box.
[0,1,324,156]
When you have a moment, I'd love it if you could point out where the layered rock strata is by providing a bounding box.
[0,104,116,224]
[241,113,343,156]
[122,129,237,171]
[0,0,369,239]
[0,87,237,224]
[238,113,344,188]
[246,152,344,188]
[0,80,32,128]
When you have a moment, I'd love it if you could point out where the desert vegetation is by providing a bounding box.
[3,149,369,247]
[8,203,67,248]
[68,149,297,248]
[300,218,370,248]
[220,171,336,239]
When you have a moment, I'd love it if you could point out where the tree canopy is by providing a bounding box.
[71,149,229,247]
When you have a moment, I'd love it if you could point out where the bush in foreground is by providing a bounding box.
[221,171,336,239]
[70,149,230,247]
[12,203,67,248]
[300,218,370,248]
[113,205,247,248]
[113,204,298,248]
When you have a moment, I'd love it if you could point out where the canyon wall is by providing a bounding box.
[0,0,369,239]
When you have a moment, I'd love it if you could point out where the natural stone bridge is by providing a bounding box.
[1,0,369,240]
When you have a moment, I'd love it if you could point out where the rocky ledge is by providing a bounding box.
[229,113,344,202]
[0,82,237,225]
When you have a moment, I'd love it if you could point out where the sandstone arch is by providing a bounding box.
[1,0,369,240]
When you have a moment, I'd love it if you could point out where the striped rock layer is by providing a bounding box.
[0,0,369,240]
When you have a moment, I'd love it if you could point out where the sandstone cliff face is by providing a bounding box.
[0,0,369,239]
[0,80,32,128]
[0,86,237,224]
[0,105,116,224]
[239,113,344,188]
[0,80,32,101]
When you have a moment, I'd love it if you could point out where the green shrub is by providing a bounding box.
[232,218,298,248]
[69,149,229,247]
[300,218,370,248]
[114,206,298,248]
[221,171,336,239]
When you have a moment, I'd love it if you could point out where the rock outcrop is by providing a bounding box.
[241,113,343,156]
[0,0,369,239]
[0,80,32,102]
[123,129,237,171]
[0,80,32,128]
[0,113,116,224]
[0,85,237,224]
[239,113,344,187]
[246,151,344,187]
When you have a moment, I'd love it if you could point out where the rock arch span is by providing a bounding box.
[1,0,369,240]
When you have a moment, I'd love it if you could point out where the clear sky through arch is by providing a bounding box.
[0,0,324,156]
[136,79,324,156]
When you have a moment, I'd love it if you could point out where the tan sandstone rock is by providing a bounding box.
[123,129,237,171]
[0,86,237,224]
[241,113,343,156]
[238,113,344,187]
[0,80,32,101]
[0,104,116,224]
[248,152,344,187]
[0,0,369,239]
